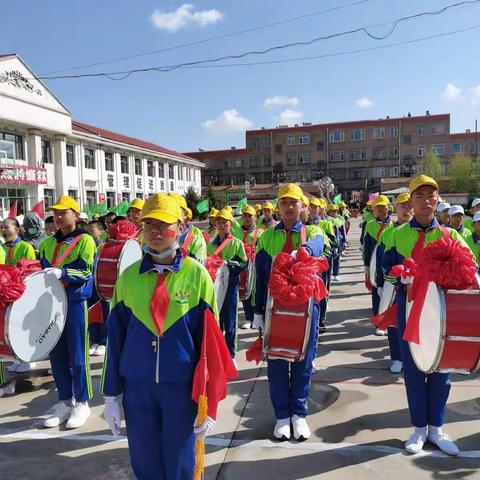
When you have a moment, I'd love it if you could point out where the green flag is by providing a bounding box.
[113,200,130,216]
[236,197,248,214]
[82,203,90,216]
[89,202,107,216]
[333,194,342,205]
[196,199,209,214]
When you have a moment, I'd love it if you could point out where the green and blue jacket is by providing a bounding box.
[465,232,480,270]
[207,234,247,277]
[179,223,207,264]
[2,238,35,265]
[363,216,393,268]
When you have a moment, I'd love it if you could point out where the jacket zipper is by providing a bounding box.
[155,334,160,383]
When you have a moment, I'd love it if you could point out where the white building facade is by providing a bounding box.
[0,54,203,217]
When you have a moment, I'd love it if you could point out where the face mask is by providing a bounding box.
[143,242,179,260]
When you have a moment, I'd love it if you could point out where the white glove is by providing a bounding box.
[194,415,215,440]
[290,250,297,260]
[103,396,121,436]
[253,313,265,329]
[45,267,63,279]
[401,275,413,285]
[377,287,383,297]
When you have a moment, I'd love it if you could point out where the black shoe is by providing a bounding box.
[318,321,327,334]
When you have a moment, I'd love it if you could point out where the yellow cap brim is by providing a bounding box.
[47,204,79,213]
[141,211,180,223]
[374,201,390,207]
[216,214,233,222]
[410,180,439,194]
[279,193,303,200]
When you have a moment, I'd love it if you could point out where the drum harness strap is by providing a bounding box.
[182,227,195,252]
[51,234,86,268]
[281,225,307,254]
[211,233,233,258]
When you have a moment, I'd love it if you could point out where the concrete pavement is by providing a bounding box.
[1,218,480,479]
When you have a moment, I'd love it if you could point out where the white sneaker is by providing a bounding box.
[43,402,72,428]
[291,415,311,440]
[312,361,317,373]
[3,382,15,395]
[241,322,252,329]
[94,345,106,356]
[405,428,427,454]
[332,276,340,282]
[66,401,91,429]
[375,328,386,336]
[7,363,19,373]
[428,428,460,456]
[89,344,99,356]
[390,360,403,373]
[273,418,291,440]
[15,362,34,373]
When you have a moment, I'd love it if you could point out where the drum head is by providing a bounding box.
[378,282,395,315]
[118,240,143,277]
[214,264,230,311]
[369,245,378,288]
[245,261,255,299]
[6,271,67,362]
[407,282,443,373]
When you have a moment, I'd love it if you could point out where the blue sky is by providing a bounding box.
[3,0,480,152]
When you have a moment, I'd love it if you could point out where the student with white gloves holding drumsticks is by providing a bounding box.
[38,195,96,429]
[382,175,473,456]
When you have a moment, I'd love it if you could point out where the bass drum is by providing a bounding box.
[214,263,230,311]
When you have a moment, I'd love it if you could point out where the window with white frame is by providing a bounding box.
[452,143,464,155]
[389,126,398,138]
[418,125,428,136]
[263,137,270,148]
[122,192,130,202]
[158,162,164,177]
[44,188,55,208]
[350,129,366,141]
[178,166,183,181]
[352,169,367,179]
[120,155,129,173]
[389,166,399,177]
[330,168,345,180]
[298,134,310,145]
[298,153,310,164]
[329,130,344,142]
[432,144,445,155]
[372,166,385,178]
[168,164,174,179]
[104,152,114,172]
[417,145,427,157]
[373,127,385,139]
[350,148,366,160]
[287,135,295,146]
[389,146,399,158]
[0,132,23,160]
[287,153,296,165]
[66,144,76,167]
[373,148,386,159]
[134,158,142,175]
[329,150,344,162]
[147,160,155,177]
[42,140,52,164]
[432,124,446,136]
[106,191,115,209]
[68,189,78,200]
[250,138,259,149]
[84,148,95,169]
[86,190,97,205]
[250,156,258,168]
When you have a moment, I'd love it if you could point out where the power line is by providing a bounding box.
[40,0,370,75]
[37,0,480,81]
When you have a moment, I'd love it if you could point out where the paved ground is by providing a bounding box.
[1,218,480,479]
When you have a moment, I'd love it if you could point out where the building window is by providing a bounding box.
[330,169,345,180]
[263,137,271,148]
[316,141,324,151]
[42,140,52,164]
[287,135,295,146]
[432,144,445,155]
[418,125,427,136]
[372,166,385,178]
[84,148,95,169]
[287,154,296,165]
[373,148,386,159]
[403,134,412,145]
[44,188,55,208]
[350,148,366,161]
[160,180,165,191]
[350,129,366,141]
[85,190,97,206]
[373,127,385,139]
[298,153,310,165]
[250,138,259,149]
[158,162,164,177]
[147,160,155,177]
[66,144,76,167]
[250,156,258,168]
[170,180,174,191]
[275,144,282,153]
[352,169,367,179]
[0,132,24,160]
[178,167,184,181]
[389,126,398,138]
[120,155,129,174]
[432,124,446,136]
[417,145,427,157]
[298,134,310,145]
[452,143,464,155]
[263,156,271,167]
[122,192,130,202]
[106,191,116,209]
[134,158,142,176]
[68,189,78,200]
[168,165,174,179]
[329,150,344,162]
[389,166,399,177]
[329,130,344,142]
[389,146,399,158]
[104,152,114,172]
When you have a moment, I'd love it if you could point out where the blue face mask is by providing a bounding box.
[143,242,179,260]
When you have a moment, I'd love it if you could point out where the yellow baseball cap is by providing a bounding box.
[278,183,303,200]
[309,198,321,207]
[395,193,410,205]
[262,201,275,210]
[254,203,262,212]
[47,195,80,213]
[409,174,439,194]
[301,195,310,207]
[141,193,183,224]
[373,195,390,207]
[168,192,188,211]
[130,198,145,211]
[340,201,347,208]
[327,204,339,211]
[366,200,373,206]
[185,206,193,220]
[242,205,256,216]
[209,207,219,218]
[318,198,327,208]
[225,205,233,212]
[216,208,234,223]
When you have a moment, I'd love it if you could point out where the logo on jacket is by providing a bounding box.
[174,290,190,304]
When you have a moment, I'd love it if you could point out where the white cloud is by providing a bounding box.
[471,85,480,105]
[355,97,375,109]
[441,82,462,102]
[150,4,224,32]
[276,108,303,125]
[263,96,300,109]
[202,109,253,134]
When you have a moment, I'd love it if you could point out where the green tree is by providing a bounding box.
[184,186,201,219]
[205,187,223,210]
[448,155,473,192]
[417,152,442,179]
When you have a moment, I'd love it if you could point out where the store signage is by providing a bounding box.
[0,165,47,184]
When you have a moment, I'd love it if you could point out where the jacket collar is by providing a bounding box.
[139,248,184,275]
[410,216,440,231]
[274,219,303,232]
[54,227,85,243]
[5,237,21,248]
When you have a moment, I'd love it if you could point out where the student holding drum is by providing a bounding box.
[465,211,480,267]
[382,175,474,456]
[253,183,325,441]
[38,195,96,429]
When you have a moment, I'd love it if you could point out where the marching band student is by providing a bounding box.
[382,175,473,456]
[375,193,413,373]
[235,204,263,329]
[254,183,325,441]
[258,202,277,230]
[203,208,218,243]
[465,212,480,268]
[101,193,236,480]
[39,195,96,429]
[0,249,11,398]
[435,202,451,226]
[207,208,247,360]
[87,220,105,251]
[44,215,57,236]
[464,198,480,232]
[363,195,393,336]
[447,205,471,239]
[127,198,145,229]
[327,204,345,281]
[360,200,374,245]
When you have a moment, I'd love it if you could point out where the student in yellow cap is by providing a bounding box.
[207,208,247,361]
[258,201,277,230]
[203,208,218,243]
[360,200,375,245]
[254,183,326,441]
[101,193,236,479]
[234,204,263,329]
[38,195,96,429]
[299,196,310,224]
[254,203,262,215]
[127,198,145,229]
[327,204,346,281]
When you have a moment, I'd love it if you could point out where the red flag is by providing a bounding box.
[8,200,17,219]
[30,199,45,220]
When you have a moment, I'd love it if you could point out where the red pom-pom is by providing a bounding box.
[16,259,42,276]
[0,265,26,307]
[108,220,139,241]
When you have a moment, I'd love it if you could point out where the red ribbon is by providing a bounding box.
[150,273,171,336]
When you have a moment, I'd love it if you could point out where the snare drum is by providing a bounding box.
[0,271,67,362]
[239,261,255,301]
[214,263,230,311]
[407,282,480,373]
[95,239,143,300]
[263,292,313,362]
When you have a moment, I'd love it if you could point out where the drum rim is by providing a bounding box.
[240,260,255,301]
[4,270,68,362]
[214,262,229,311]
[369,245,378,288]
